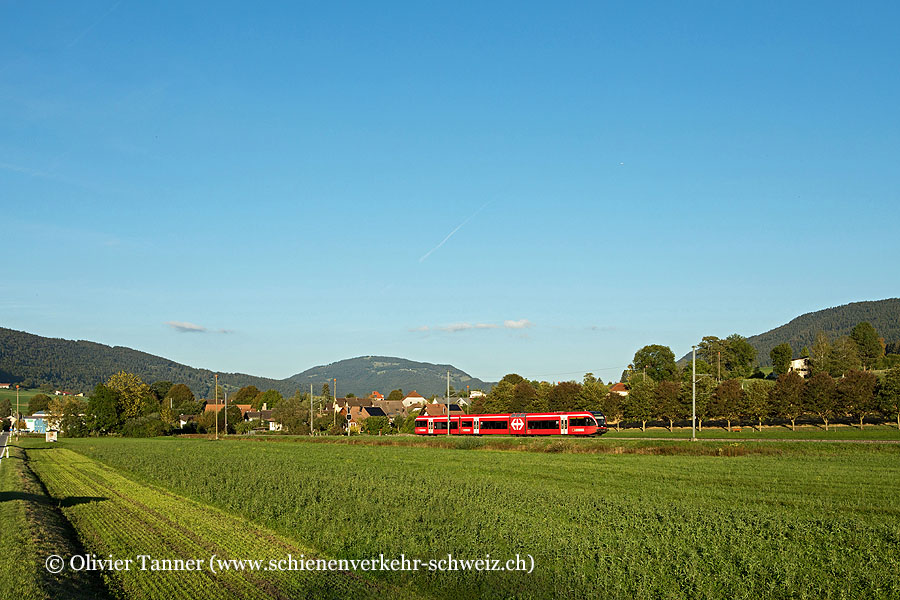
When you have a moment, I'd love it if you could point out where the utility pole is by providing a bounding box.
[224,390,228,436]
[15,384,19,441]
[310,384,314,435]
[214,374,218,440]
[692,346,697,442]
[447,371,450,437]
[717,351,721,381]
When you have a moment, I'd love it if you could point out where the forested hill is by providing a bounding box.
[285,356,496,397]
[747,299,900,365]
[0,327,286,397]
[0,328,494,398]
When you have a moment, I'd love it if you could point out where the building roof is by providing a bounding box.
[246,410,274,420]
[337,397,372,409]
[421,403,464,416]
[610,383,628,393]
[204,403,253,414]
[362,406,386,418]
[403,390,425,399]
[368,391,384,399]
[371,400,406,417]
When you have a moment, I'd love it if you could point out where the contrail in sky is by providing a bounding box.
[418,201,491,263]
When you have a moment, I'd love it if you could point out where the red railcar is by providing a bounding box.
[414,411,608,436]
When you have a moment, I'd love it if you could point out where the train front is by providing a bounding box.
[589,411,609,435]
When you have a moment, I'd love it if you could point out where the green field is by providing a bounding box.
[0,388,43,414]
[4,435,900,599]
[603,423,900,441]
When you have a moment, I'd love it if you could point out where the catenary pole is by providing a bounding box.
[692,346,697,442]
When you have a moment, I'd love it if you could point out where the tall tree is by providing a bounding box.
[837,370,877,428]
[233,385,261,405]
[770,343,794,376]
[809,332,831,376]
[510,381,538,412]
[106,371,153,419]
[724,334,758,379]
[624,375,656,431]
[828,336,861,376]
[88,383,122,434]
[877,366,900,429]
[0,398,10,419]
[254,389,284,411]
[547,382,581,411]
[804,372,836,431]
[149,380,174,401]
[577,379,608,412]
[850,322,884,370]
[711,379,745,431]
[772,372,804,431]
[632,345,678,382]
[386,389,403,402]
[29,393,52,413]
[600,391,623,431]
[163,384,195,410]
[744,380,773,430]
[655,380,683,431]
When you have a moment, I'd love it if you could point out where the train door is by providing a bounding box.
[561,415,568,435]
[427,419,434,435]
[473,417,480,435]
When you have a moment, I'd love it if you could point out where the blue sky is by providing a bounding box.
[2,1,898,383]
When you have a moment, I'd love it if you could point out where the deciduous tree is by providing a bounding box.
[632,345,678,382]
[850,322,884,370]
[744,380,773,430]
[655,380,683,431]
[878,366,900,429]
[624,375,656,431]
[838,370,877,428]
[773,372,804,431]
[106,371,153,420]
[804,372,836,431]
[711,379,745,431]
[770,343,793,376]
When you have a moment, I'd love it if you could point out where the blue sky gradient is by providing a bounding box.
[3,1,898,382]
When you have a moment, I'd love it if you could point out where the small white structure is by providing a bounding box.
[401,391,427,409]
[789,357,811,378]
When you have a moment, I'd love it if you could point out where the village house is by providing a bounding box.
[0,383,11,389]
[367,391,384,401]
[245,410,282,431]
[420,402,464,416]
[401,391,427,409]
[610,383,629,397]
[204,403,253,418]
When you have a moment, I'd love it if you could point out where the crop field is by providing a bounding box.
[0,388,41,413]
[13,440,416,599]
[603,424,900,441]
[18,436,893,600]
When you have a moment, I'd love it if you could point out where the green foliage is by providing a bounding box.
[120,415,172,437]
[232,385,260,405]
[271,394,308,434]
[632,344,678,381]
[87,383,122,434]
[878,366,900,425]
[850,321,884,370]
[710,379,745,427]
[149,380,173,401]
[772,372,805,427]
[0,398,10,419]
[106,371,153,420]
[804,372,836,428]
[623,375,656,429]
[500,373,526,386]
[547,381,581,411]
[254,389,284,411]
[770,343,793,376]
[744,380,774,427]
[654,380,684,429]
[838,370,878,426]
[163,383,194,410]
[28,393,52,413]
[361,416,391,435]
[385,389,403,402]
[827,336,861,376]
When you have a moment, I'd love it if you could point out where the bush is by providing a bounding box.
[121,415,172,438]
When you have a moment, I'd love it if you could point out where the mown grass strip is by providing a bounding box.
[25,443,420,600]
[0,439,111,600]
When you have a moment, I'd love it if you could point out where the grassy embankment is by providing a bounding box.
[52,436,900,600]
[0,388,42,414]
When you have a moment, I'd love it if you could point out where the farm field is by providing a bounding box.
[0,387,43,413]
[14,438,416,599]
[34,436,900,599]
[602,424,900,441]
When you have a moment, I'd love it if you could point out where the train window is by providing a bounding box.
[462,420,473,428]
[450,421,458,430]
[480,420,506,430]
[569,417,594,427]
[434,422,447,430]
[527,419,559,430]
[415,420,427,428]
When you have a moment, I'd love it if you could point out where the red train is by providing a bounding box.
[414,411,608,436]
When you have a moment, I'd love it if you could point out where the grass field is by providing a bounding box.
[603,423,900,440]
[32,435,899,600]
[0,388,42,414]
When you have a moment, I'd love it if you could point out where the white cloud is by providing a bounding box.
[165,321,207,333]
[503,319,533,329]
[412,319,532,333]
